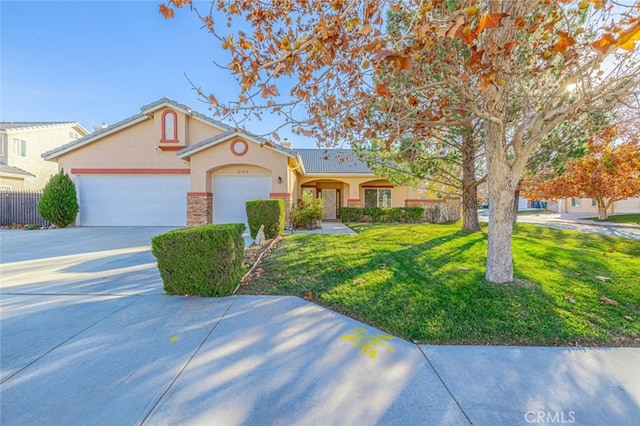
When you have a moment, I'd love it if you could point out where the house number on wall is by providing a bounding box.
[237,169,249,174]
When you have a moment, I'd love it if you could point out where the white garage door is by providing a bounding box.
[77,175,189,226]
[213,175,271,224]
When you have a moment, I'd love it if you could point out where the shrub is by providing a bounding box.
[151,224,245,297]
[404,207,425,223]
[339,207,365,223]
[290,192,324,228]
[38,169,79,228]
[246,199,285,239]
[384,207,403,223]
[339,207,425,223]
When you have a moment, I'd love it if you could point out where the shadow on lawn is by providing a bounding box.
[245,224,639,346]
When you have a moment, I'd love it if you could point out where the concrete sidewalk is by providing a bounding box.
[1,294,638,425]
[478,210,640,240]
[1,226,638,425]
[517,212,640,228]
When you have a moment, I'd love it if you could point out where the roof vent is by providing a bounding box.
[281,138,293,149]
[93,122,108,132]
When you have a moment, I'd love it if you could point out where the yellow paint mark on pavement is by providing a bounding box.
[341,327,394,358]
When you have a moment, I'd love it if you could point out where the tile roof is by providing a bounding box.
[141,98,233,131]
[177,129,296,159]
[295,149,373,174]
[42,112,149,160]
[42,97,231,160]
[34,98,367,176]
[0,165,35,177]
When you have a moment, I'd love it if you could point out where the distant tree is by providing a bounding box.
[521,125,640,220]
[38,169,79,228]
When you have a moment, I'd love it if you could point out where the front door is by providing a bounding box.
[323,189,337,220]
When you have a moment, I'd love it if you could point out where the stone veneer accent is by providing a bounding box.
[347,198,361,207]
[187,193,213,227]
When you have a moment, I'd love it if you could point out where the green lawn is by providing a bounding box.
[238,223,640,347]
[584,214,640,224]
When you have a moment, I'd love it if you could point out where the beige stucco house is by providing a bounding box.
[0,122,88,190]
[43,98,452,227]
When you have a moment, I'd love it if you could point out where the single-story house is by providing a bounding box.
[43,98,457,227]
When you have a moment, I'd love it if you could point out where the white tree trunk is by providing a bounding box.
[485,120,517,283]
[486,172,516,283]
[597,198,608,220]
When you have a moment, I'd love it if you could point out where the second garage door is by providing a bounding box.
[77,175,189,226]
[213,175,271,224]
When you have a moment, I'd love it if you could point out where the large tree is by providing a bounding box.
[162,0,640,283]
[522,124,640,219]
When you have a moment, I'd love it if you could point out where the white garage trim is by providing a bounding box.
[213,175,271,224]
[76,175,189,226]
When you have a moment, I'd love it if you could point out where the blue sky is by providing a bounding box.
[1,0,317,147]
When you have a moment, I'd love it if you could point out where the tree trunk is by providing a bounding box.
[482,2,522,284]
[486,168,516,283]
[597,198,608,220]
[485,118,516,284]
[461,134,480,232]
[513,189,520,224]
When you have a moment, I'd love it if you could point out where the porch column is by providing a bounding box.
[187,192,213,227]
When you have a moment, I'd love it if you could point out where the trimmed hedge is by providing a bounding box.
[38,169,79,228]
[246,199,285,239]
[339,207,424,223]
[151,224,245,297]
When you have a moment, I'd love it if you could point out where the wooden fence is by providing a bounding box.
[0,191,51,227]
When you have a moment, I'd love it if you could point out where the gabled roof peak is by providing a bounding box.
[140,97,232,132]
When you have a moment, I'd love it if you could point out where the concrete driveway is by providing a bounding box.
[1,227,639,425]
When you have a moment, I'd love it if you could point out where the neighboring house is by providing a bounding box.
[42,98,455,227]
[558,197,640,215]
[0,122,89,190]
[0,165,35,191]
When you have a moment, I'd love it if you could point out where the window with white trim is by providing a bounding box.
[12,138,26,157]
[591,199,598,207]
[364,188,391,208]
[571,198,581,207]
